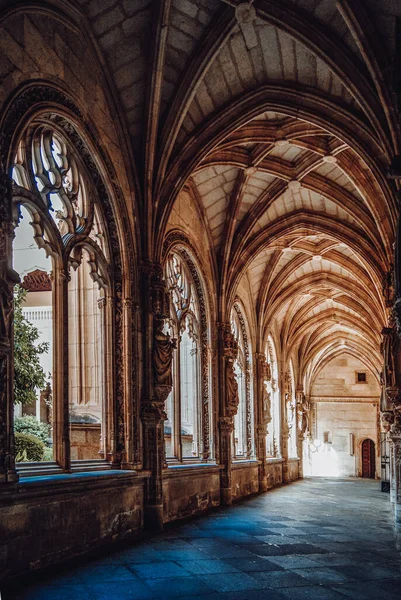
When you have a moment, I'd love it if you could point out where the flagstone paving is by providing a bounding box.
[3,478,401,599]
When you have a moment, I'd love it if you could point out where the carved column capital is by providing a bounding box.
[141,402,167,424]
[218,416,234,434]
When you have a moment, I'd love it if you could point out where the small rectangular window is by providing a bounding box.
[356,371,367,383]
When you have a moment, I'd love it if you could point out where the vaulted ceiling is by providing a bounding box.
[2,0,400,391]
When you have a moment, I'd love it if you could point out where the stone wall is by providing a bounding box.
[310,402,379,478]
[70,424,102,460]
[0,472,144,581]
[265,459,284,489]
[309,354,380,478]
[286,458,300,482]
[231,462,259,501]
[163,466,220,522]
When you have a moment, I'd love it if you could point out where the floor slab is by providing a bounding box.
[2,477,401,600]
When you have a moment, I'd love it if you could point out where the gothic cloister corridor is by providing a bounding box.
[3,478,401,600]
[3,0,401,593]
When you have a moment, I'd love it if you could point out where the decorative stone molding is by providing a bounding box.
[21,269,51,292]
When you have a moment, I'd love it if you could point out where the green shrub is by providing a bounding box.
[42,447,53,461]
[14,416,50,444]
[15,432,45,462]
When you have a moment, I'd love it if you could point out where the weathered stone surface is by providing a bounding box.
[0,473,144,580]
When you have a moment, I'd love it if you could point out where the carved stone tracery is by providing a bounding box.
[233,303,253,457]
[162,233,212,460]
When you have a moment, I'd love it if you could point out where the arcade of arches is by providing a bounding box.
[1,0,401,580]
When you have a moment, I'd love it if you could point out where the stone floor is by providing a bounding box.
[3,478,401,600]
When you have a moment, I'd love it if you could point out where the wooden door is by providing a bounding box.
[362,439,375,478]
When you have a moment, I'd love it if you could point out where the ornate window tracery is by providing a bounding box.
[266,336,281,457]
[164,250,208,461]
[11,121,114,469]
[231,304,254,459]
[287,361,297,458]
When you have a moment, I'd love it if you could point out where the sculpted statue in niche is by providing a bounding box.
[222,325,239,417]
[297,393,310,436]
[153,316,176,388]
[258,355,272,429]
[381,325,401,411]
[0,281,13,340]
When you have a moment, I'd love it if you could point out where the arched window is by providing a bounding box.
[266,336,280,457]
[11,123,114,470]
[287,361,297,458]
[231,304,254,459]
[164,250,210,462]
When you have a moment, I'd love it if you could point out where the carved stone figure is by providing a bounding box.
[225,353,239,416]
[221,325,239,417]
[152,316,176,387]
[262,387,272,425]
[257,354,272,430]
[0,280,13,340]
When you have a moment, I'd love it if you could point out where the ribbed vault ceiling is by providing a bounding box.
[16,0,398,393]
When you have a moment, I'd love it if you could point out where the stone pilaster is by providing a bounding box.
[141,262,173,530]
[255,353,271,492]
[218,322,239,505]
[0,172,18,484]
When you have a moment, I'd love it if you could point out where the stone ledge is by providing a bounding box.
[232,459,259,470]
[163,463,221,478]
[0,470,144,503]
[266,457,284,464]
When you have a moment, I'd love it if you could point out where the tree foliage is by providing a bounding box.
[14,415,50,444]
[15,432,45,462]
[14,285,49,405]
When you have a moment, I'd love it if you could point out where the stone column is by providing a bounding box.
[141,262,174,530]
[255,353,271,492]
[218,323,239,505]
[51,266,70,470]
[0,173,19,484]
